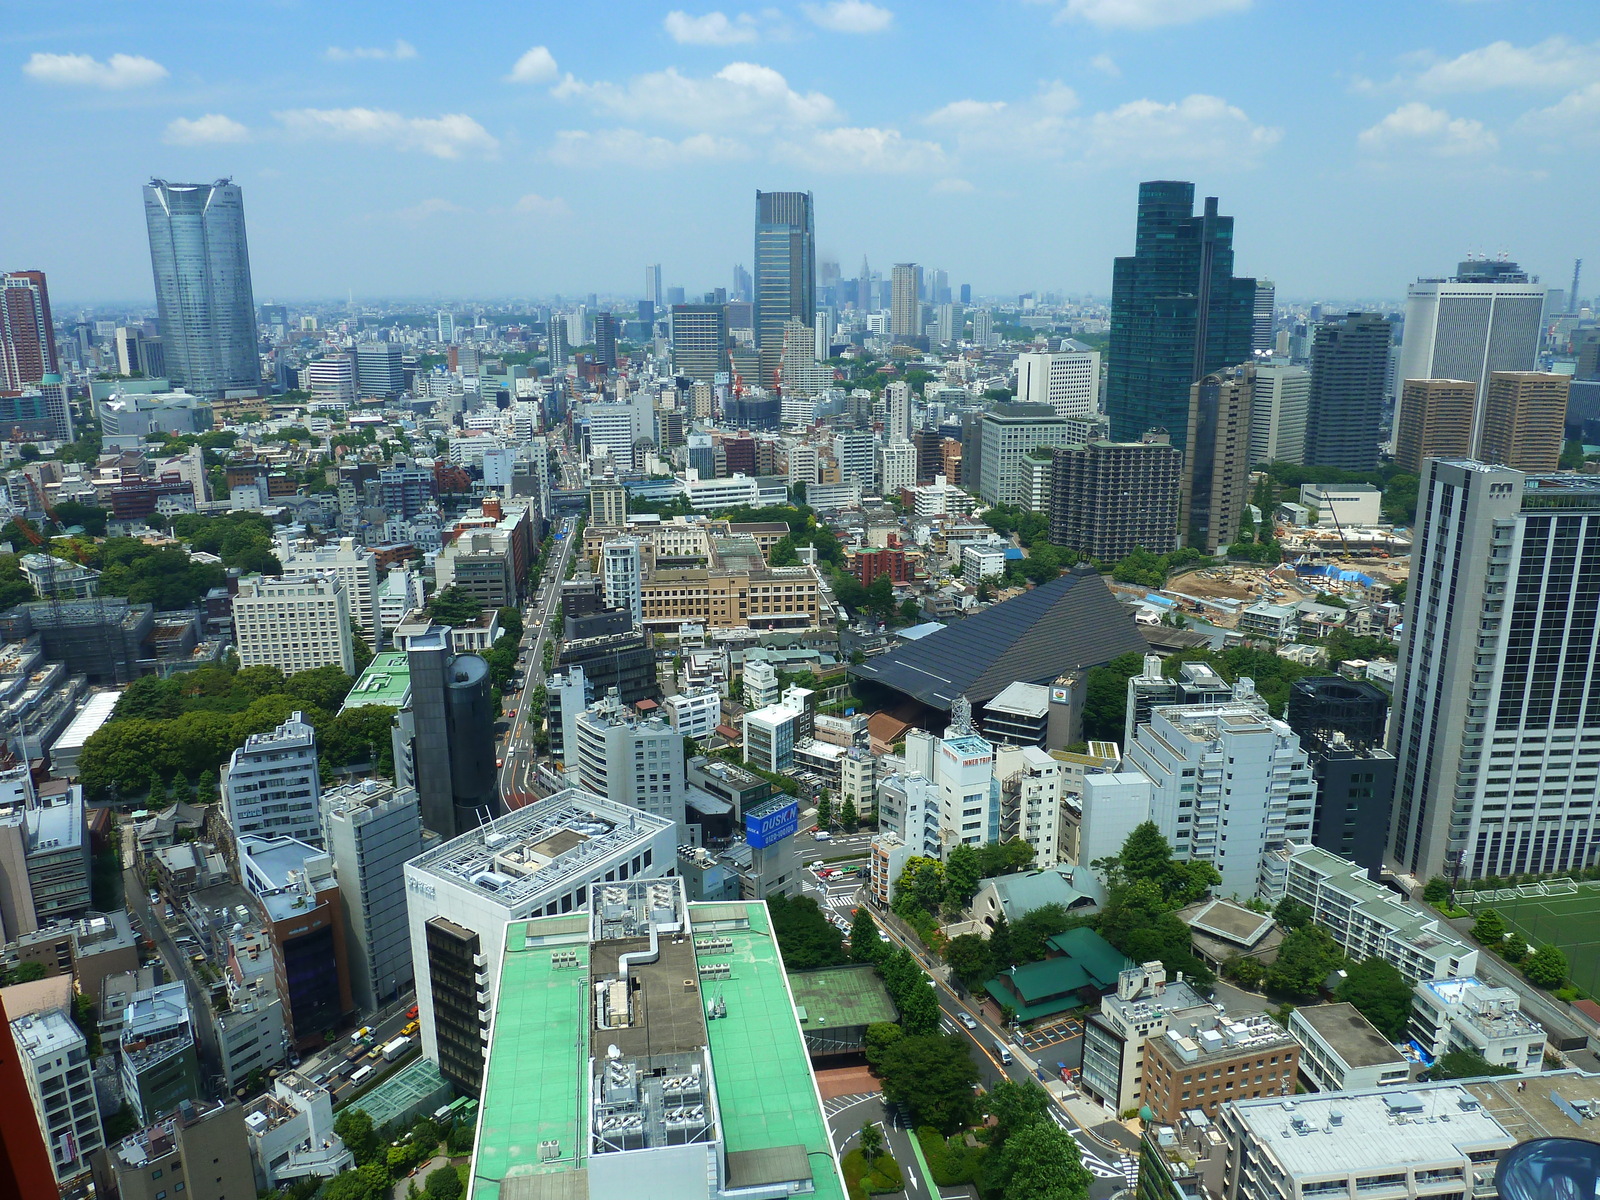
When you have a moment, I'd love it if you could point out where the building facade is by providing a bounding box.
[232,574,355,675]
[1183,366,1255,553]
[222,711,322,847]
[1394,378,1476,474]
[1048,434,1182,561]
[1304,312,1392,472]
[1479,371,1569,472]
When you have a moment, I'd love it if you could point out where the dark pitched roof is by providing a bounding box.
[848,567,1146,711]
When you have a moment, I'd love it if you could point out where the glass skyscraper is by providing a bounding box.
[143,178,260,396]
[753,190,815,389]
[1106,181,1255,452]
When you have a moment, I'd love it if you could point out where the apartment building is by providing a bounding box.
[1410,978,1546,1074]
[222,711,322,847]
[1288,1003,1410,1093]
[12,1006,104,1182]
[278,537,380,644]
[233,574,355,674]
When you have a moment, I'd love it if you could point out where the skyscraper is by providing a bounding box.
[890,263,922,341]
[1048,432,1181,562]
[1016,348,1100,420]
[1397,259,1545,453]
[356,341,405,398]
[644,263,662,308]
[1394,378,1475,473]
[1182,366,1255,553]
[1304,312,1391,471]
[1251,279,1275,354]
[1247,360,1310,466]
[1390,461,1600,882]
[0,271,57,390]
[1480,371,1569,472]
[669,304,727,382]
[754,190,815,386]
[143,179,260,397]
[592,311,618,370]
[1106,181,1256,452]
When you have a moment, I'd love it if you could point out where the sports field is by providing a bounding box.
[1460,882,1600,994]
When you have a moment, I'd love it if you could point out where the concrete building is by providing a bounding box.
[306,354,356,405]
[573,690,687,833]
[1048,433,1182,561]
[601,537,644,626]
[1410,977,1546,1075]
[1286,677,1396,879]
[403,792,677,1093]
[878,439,917,495]
[1017,347,1101,421]
[1141,1008,1301,1123]
[591,482,628,527]
[120,981,203,1123]
[1081,962,1224,1116]
[961,541,1006,585]
[664,688,721,743]
[743,702,805,773]
[1183,366,1255,553]
[1248,360,1309,466]
[243,1072,353,1189]
[1288,1003,1410,1093]
[1305,312,1392,472]
[232,574,355,675]
[113,1100,256,1200]
[0,780,91,937]
[1297,483,1381,529]
[669,305,728,382]
[222,711,322,847]
[1479,371,1569,472]
[278,537,380,644]
[321,780,424,1012]
[1394,379,1476,474]
[979,403,1072,506]
[993,743,1064,865]
[11,1005,104,1182]
[356,341,405,398]
[890,263,922,340]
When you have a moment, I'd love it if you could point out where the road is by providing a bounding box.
[499,515,577,805]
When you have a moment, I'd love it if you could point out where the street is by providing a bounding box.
[499,514,577,805]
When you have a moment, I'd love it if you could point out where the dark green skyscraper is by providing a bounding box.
[1107,181,1255,452]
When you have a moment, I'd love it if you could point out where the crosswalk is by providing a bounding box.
[1047,1110,1129,1182]
[823,893,857,912]
[822,1092,876,1120]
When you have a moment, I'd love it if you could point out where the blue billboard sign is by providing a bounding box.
[746,799,799,848]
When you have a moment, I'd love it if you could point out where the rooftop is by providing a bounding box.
[1290,1003,1407,1069]
[10,1006,84,1058]
[787,965,898,1031]
[984,680,1051,719]
[341,650,411,711]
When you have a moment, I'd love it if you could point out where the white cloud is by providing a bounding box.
[926,98,1008,124]
[664,11,760,45]
[777,125,945,172]
[1086,93,1280,162]
[513,193,573,217]
[22,51,167,88]
[393,198,467,221]
[802,1,893,34]
[1357,102,1498,157]
[1089,53,1121,77]
[548,128,749,167]
[931,177,975,194]
[1054,0,1249,30]
[325,39,418,62]
[1516,82,1600,144]
[924,83,1078,157]
[275,108,500,159]
[505,46,558,84]
[556,61,837,130]
[164,114,250,145]
[1414,37,1600,93]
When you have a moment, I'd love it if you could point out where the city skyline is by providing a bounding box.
[4,2,1597,303]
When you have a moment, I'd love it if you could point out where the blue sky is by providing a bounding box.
[5,0,1597,306]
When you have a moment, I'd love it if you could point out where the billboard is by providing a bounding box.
[746,798,799,848]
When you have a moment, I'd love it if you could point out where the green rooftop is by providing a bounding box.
[341,650,412,712]
[986,927,1132,1022]
[787,965,898,1035]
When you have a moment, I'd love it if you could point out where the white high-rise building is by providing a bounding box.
[12,1007,105,1182]
[278,537,380,645]
[1016,348,1100,421]
[994,743,1063,865]
[599,537,642,625]
[1391,461,1600,882]
[644,264,662,308]
[223,711,322,847]
[786,443,818,485]
[234,574,355,674]
[972,309,998,350]
[307,355,357,406]
[572,692,686,832]
[878,440,917,495]
[587,402,638,472]
[885,380,913,443]
[1252,279,1276,354]
[436,310,454,342]
[1247,360,1311,465]
[900,718,999,852]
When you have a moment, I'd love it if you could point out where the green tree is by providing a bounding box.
[768,536,801,567]
[323,1163,391,1200]
[988,913,1015,971]
[1422,877,1450,905]
[1222,955,1266,990]
[766,894,847,969]
[984,1079,1051,1150]
[1471,908,1507,948]
[1429,1049,1518,1080]
[990,1119,1092,1200]
[863,1021,902,1071]
[816,793,834,828]
[12,961,46,983]
[1502,931,1529,963]
[428,586,484,625]
[849,906,881,963]
[1267,925,1346,998]
[943,933,995,991]
[497,606,524,640]
[877,1034,980,1134]
[1335,957,1413,1039]
[1081,652,1145,743]
[1524,943,1569,989]
[425,1165,464,1200]
[1274,898,1314,931]
[942,844,982,911]
[977,840,1036,878]
[334,1108,379,1166]
[859,1121,885,1164]
[839,797,858,829]
[1011,904,1080,965]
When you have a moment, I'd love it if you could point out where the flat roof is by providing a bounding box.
[51,690,123,752]
[787,965,898,1030]
[341,650,412,711]
[1291,1003,1406,1069]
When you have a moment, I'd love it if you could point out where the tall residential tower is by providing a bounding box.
[753,191,815,387]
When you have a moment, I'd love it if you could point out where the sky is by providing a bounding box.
[4,0,1598,308]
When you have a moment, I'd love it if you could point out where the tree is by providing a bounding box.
[849,906,881,963]
[12,961,46,983]
[1524,943,1569,989]
[767,894,847,969]
[943,933,995,991]
[990,1119,1093,1200]
[768,536,801,567]
[876,1034,980,1134]
[839,798,858,829]
[1267,925,1346,998]
[985,1079,1051,1150]
[863,1021,902,1071]
[426,1166,464,1200]
[1429,1049,1518,1080]
[1422,877,1450,905]
[334,1108,379,1166]
[1082,653,1145,743]
[1222,955,1265,990]
[859,1122,885,1163]
[816,793,834,829]
[988,913,1015,972]
[1335,957,1414,1039]
[1502,931,1529,963]
[1011,904,1079,965]
[497,606,524,640]
[1274,898,1314,931]
[942,844,982,911]
[324,1164,391,1200]
[1471,908,1507,948]
[428,586,483,625]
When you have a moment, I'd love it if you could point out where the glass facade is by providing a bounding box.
[143,178,259,396]
[427,916,486,1094]
[754,191,815,387]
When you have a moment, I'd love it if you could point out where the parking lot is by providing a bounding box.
[1015,1016,1084,1062]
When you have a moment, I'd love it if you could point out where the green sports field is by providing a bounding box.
[1461,884,1600,994]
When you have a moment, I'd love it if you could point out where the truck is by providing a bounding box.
[382,1036,412,1062]
[342,1045,366,1065]
[350,1026,372,1045]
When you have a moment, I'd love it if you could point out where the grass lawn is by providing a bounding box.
[1462,886,1600,992]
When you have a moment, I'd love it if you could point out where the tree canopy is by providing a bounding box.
[876,1033,980,1134]
[1335,957,1413,1039]
[767,893,847,970]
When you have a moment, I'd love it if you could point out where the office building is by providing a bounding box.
[120,982,203,1122]
[978,402,1072,505]
[321,780,424,1012]
[558,611,659,705]
[115,324,166,378]
[833,428,875,485]
[664,687,721,743]
[1248,360,1310,466]
[601,537,644,625]
[233,574,355,674]
[1285,677,1395,878]
[0,384,72,444]
[1412,977,1546,1074]
[591,481,628,527]
[278,536,379,644]
[1183,366,1255,553]
[1398,260,1546,453]
[222,711,322,847]
[885,380,912,443]
[377,458,434,518]
[0,778,90,935]
[670,305,728,382]
[1048,432,1183,562]
[1272,844,1477,982]
[1252,278,1275,354]
[593,310,618,370]
[1394,378,1476,474]
[1107,182,1255,452]
[972,308,997,349]
[1,270,58,389]
[545,666,590,763]
[112,1100,255,1200]
[1288,1003,1409,1094]
[754,190,815,384]
[878,439,917,495]
[573,690,687,832]
[1390,462,1600,881]
[143,179,259,396]
[1017,348,1100,420]
[1479,371,1568,472]
[1080,962,1214,1115]
[356,341,404,398]
[890,263,922,341]
[11,1005,104,1182]
[645,264,662,308]
[1305,312,1391,471]
[402,791,676,1092]
[743,702,806,774]
[305,354,355,405]
[468,877,843,1199]
[1142,1008,1300,1122]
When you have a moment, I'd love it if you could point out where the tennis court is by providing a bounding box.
[1459,880,1600,994]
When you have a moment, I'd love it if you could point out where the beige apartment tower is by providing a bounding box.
[890,264,922,340]
[1395,378,1476,474]
[1480,371,1569,472]
[1182,367,1255,553]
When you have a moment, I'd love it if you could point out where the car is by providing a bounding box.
[402,1020,420,1037]
[813,831,831,842]
[406,1004,419,1020]
[148,890,160,906]
[496,758,504,768]
[807,860,824,871]
[958,1012,978,1030]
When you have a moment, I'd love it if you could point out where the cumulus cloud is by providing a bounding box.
[164,114,250,145]
[505,46,558,84]
[325,39,417,62]
[1414,37,1600,92]
[931,177,976,194]
[1089,53,1121,77]
[926,98,1008,124]
[22,51,168,88]
[393,198,467,221]
[1517,82,1600,143]
[777,125,945,172]
[555,61,837,131]
[513,193,573,217]
[1086,93,1280,162]
[548,128,749,167]
[925,82,1078,156]
[1054,0,1249,29]
[802,1,894,34]
[1357,102,1498,157]
[275,107,500,158]
[664,11,760,44]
